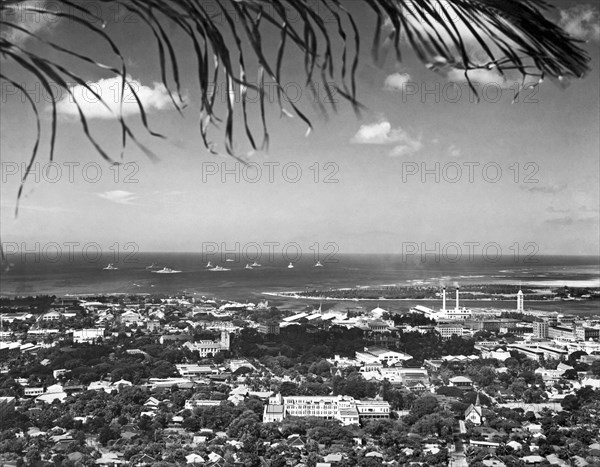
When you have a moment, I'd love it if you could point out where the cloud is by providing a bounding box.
[448,144,461,158]
[447,68,508,88]
[559,5,600,42]
[545,216,599,227]
[579,205,600,213]
[97,190,140,205]
[384,73,412,92]
[546,206,570,214]
[56,77,180,119]
[350,120,423,157]
[520,184,567,194]
[0,1,57,45]
[389,140,424,157]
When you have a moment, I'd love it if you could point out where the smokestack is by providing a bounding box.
[442,288,446,311]
[455,287,460,312]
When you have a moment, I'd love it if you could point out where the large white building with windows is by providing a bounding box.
[182,331,230,357]
[72,328,104,343]
[355,347,412,365]
[263,393,390,425]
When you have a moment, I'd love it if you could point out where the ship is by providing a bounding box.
[251,261,261,267]
[210,266,231,272]
[152,267,181,274]
[205,261,214,268]
[225,258,235,262]
[288,262,294,269]
[245,264,253,269]
[103,263,118,270]
[145,263,159,270]
[314,261,323,267]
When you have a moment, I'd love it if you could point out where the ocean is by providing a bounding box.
[1,254,599,315]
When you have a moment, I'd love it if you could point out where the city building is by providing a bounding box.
[0,397,15,419]
[465,393,483,425]
[355,347,412,365]
[184,399,223,410]
[355,400,392,421]
[72,328,104,343]
[575,326,600,341]
[24,387,45,397]
[449,376,474,388]
[263,393,390,425]
[508,343,568,361]
[410,287,471,321]
[175,364,219,377]
[183,331,230,357]
[120,310,143,325]
[258,322,280,335]
[533,321,549,339]
[436,323,466,339]
[548,325,576,341]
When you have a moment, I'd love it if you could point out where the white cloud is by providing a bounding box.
[97,190,140,205]
[389,140,424,157]
[446,67,542,92]
[559,5,600,42]
[448,144,461,158]
[351,120,423,157]
[56,77,179,119]
[384,73,412,92]
[447,68,507,87]
[0,1,57,45]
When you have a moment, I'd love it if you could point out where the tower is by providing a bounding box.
[220,330,230,350]
[517,288,524,312]
[455,286,460,312]
[442,287,446,312]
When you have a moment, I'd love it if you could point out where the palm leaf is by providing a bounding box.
[0,0,591,214]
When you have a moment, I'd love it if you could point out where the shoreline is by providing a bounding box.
[261,292,595,303]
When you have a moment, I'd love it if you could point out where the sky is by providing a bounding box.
[0,0,599,257]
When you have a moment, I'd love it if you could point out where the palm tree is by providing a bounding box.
[0,0,592,214]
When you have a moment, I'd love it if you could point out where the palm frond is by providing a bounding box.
[0,0,591,214]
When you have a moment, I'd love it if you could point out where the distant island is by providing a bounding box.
[268,284,600,301]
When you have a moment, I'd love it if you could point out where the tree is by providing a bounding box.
[278,381,299,397]
[0,0,590,214]
[590,360,600,377]
[407,394,439,423]
[560,394,580,411]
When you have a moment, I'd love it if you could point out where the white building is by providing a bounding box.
[176,364,219,377]
[42,311,62,321]
[183,331,230,357]
[465,393,483,425]
[263,393,390,425]
[436,323,467,339]
[184,399,223,410]
[72,328,104,343]
[355,347,412,365]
